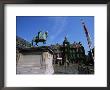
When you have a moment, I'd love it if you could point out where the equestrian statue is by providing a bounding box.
[32,31,48,46]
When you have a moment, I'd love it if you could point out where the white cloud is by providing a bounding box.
[48,17,67,42]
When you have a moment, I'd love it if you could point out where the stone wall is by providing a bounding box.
[53,64,79,74]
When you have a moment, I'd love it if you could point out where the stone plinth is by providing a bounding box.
[16,46,54,74]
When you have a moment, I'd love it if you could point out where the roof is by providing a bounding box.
[18,46,54,55]
[63,37,69,43]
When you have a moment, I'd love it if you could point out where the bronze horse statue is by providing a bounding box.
[32,31,48,46]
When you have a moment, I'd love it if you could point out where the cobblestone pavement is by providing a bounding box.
[17,59,94,74]
[17,65,46,74]
[53,64,94,74]
[53,64,79,74]
[78,65,94,74]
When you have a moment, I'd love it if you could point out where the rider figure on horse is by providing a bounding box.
[32,31,48,46]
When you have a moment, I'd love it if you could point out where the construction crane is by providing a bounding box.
[81,19,94,60]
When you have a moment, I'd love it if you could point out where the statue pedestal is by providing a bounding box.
[16,47,54,74]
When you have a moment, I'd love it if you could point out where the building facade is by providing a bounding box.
[50,37,86,66]
[16,36,32,48]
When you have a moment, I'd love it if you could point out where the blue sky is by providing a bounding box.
[16,16,94,54]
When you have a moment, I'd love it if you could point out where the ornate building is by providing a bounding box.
[50,37,86,65]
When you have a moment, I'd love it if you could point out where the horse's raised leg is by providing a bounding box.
[43,41,46,44]
[36,42,38,46]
